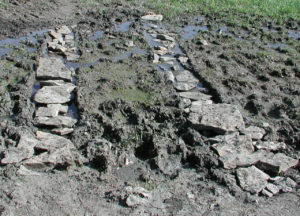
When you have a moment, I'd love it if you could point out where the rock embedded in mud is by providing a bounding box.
[35,104,68,117]
[51,128,74,135]
[257,153,298,173]
[36,57,72,81]
[35,131,74,151]
[236,166,270,194]
[175,71,198,84]
[178,91,212,101]
[34,83,76,104]
[141,14,163,21]
[157,34,175,42]
[173,82,196,91]
[1,132,39,164]
[189,103,245,134]
[48,42,67,53]
[243,126,266,140]
[35,116,77,128]
[254,141,286,151]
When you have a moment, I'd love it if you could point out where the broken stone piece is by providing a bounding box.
[37,57,72,81]
[265,183,280,195]
[175,71,198,83]
[178,56,188,64]
[160,56,175,62]
[35,131,74,152]
[236,166,270,194]
[243,126,266,140]
[34,83,75,104]
[191,99,213,106]
[51,128,74,135]
[35,104,68,117]
[257,153,298,173]
[153,53,160,63]
[49,30,63,40]
[262,189,273,197]
[156,34,175,42]
[48,42,67,53]
[164,71,175,84]
[17,165,41,176]
[189,103,245,134]
[178,91,212,101]
[141,14,163,21]
[35,116,77,128]
[254,141,286,151]
[173,82,196,91]
[56,25,72,35]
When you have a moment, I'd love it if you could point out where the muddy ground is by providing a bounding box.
[0,0,299,215]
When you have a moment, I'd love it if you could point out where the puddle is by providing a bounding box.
[115,21,133,32]
[113,48,147,62]
[67,102,78,119]
[0,29,49,57]
[182,25,208,41]
[90,30,104,40]
[288,30,300,39]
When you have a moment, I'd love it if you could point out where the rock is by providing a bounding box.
[1,132,39,164]
[257,153,298,173]
[56,25,72,35]
[178,91,212,101]
[254,141,286,151]
[51,128,74,135]
[270,177,297,192]
[48,42,67,53]
[65,52,80,61]
[125,186,151,207]
[160,56,175,62]
[156,34,175,42]
[64,34,74,41]
[23,146,73,171]
[164,71,175,84]
[265,183,280,195]
[52,38,65,46]
[236,166,270,194]
[154,46,168,55]
[35,104,68,117]
[173,82,196,91]
[243,126,266,140]
[262,189,273,197]
[178,56,188,64]
[17,165,41,176]
[35,131,74,152]
[191,99,213,105]
[189,103,245,134]
[49,30,63,40]
[156,152,181,177]
[125,41,134,47]
[199,39,208,46]
[153,53,160,63]
[141,14,163,21]
[34,83,76,104]
[178,98,191,109]
[36,57,72,81]
[175,71,198,83]
[35,116,77,128]
[126,194,147,208]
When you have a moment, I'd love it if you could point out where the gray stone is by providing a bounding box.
[236,166,270,194]
[262,189,273,197]
[156,152,181,177]
[65,52,80,61]
[35,116,77,128]
[35,131,74,152]
[1,133,39,164]
[126,194,147,208]
[254,141,286,151]
[189,103,245,134]
[141,14,163,21]
[153,53,160,63]
[243,126,266,140]
[17,165,41,176]
[51,128,74,135]
[36,57,72,81]
[56,25,72,35]
[191,99,213,105]
[265,183,280,195]
[125,40,134,47]
[49,30,63,40]
[160,56,175,62]
[34,83,75,104]
[175,71,198,83]
[178,56,188,64]
[270,177,297,192]
[35,104,68,117]
[156,34,175,42]
[178,91,212,101]
[48,42,67,53]
[199,39,208,45]
[258,153,298,173]
[154,46,168,55]
[178,98,191,109]
[164,71,174,84]
[174,82,196,91]
[40,80,66,86]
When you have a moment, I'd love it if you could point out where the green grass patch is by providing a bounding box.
[144,0,300,20]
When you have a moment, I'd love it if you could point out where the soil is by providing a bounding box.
[0,0,299,215]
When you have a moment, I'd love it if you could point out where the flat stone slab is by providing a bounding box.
[34,83,75,104]
[254,141,286,151]
[51,128,74,135]
[141,14,163,21]
[35,116,77,128]
[175,71,198,83]
[156,34,175,42]
[40,80,66,86]
[35,104,68,117]
[189,103,245,134]
[243,126,266,140]
[236,166,270,194]
[173,82,196,91]
[1,132,39,164]
[258,153,298,173]
[178,91,212,101]
[37,57,72,81]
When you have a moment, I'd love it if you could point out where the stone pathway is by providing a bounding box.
[1,26,81,170]
[142,15,298,197]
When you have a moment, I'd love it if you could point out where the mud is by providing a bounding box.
[0,0,299,215]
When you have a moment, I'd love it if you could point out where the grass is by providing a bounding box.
[143,0,300,20]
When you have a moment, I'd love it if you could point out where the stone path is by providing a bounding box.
[142,15,298,197]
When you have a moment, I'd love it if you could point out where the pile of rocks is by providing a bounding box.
[143,15,298,197]
[1,26,81,171]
